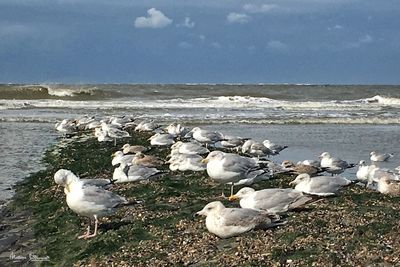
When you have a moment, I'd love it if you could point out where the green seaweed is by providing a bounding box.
[4,130,400,266]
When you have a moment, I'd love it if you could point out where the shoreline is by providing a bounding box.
[0,130,399,266]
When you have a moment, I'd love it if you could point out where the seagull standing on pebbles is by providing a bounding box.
[188,127,225,147]
[54,169,137,239]
[202,151,269,197]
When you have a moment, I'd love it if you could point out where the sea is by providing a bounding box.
[1,84,400,203]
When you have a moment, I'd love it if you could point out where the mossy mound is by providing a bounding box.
[4,130,400,266]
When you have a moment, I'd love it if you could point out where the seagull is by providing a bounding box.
[167,154,206,172]
[377,176,400,196]
[55,119,78,136]
[170,141,209,155]
[112,151,135,166]
[188,127,225,147]
[220,135,249,150]
[54,169,136,239]
[229,187,314,214]
[202,151,270,197]
[248,142,274,158]
[121,144,148,155]
[54,169,114,190]
[134,120,159,132]
[196,201,283,238]
[356,160,374,185]
[148,133,175,146]
[241,139,256,154]
[289,173,353,196]
[131,153,164,167]
[281,160,326,176]
[297,159,321,168]
[262,139,288,154]
[165,123,189,137]
[370,151,393,162]
[100,122,130,145]
[395,165,400,174]
[75,115,96,130]
[113,163,163,183]
[319,152,355,175]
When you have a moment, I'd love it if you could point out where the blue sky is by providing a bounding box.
[0,0,399,84]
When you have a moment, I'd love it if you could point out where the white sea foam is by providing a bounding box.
[364,95,400,106]
[45,86,96,97]
[0,95,399,110]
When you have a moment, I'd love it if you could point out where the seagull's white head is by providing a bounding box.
[202,151,224,163]
[229,187,256,201]
[289,173,311,186]
[196,201,225,217]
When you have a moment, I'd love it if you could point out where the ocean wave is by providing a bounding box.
[1,114,398,125]
[0,84,122,100]
[1,94,400,111]
[0,117,57,123]
[363,95,400,105]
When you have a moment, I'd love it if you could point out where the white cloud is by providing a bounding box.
[328,24,343,31]
[177,17,195,28]
[247,45,256,53]
[211,42,221,48]
[227,13,249,24]
[267,40,288,51]
[134,8,172,29]
[178,41,192,49]
[0,23,31,37]
[243,3,277,13]
[345,34,373,48]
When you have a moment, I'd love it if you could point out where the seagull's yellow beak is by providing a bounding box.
[65,184,70,193]
[201,158,209,164]
[228,195,239,201]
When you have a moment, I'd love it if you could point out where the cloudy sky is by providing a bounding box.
[0,0,399,84]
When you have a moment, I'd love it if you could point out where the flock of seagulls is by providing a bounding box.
[54,115,399,239]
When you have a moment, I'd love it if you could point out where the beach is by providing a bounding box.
[0,127,399,266]
[0,84,400,265]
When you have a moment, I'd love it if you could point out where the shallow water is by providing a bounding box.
[203,124,400,175]
[0,122,57,203]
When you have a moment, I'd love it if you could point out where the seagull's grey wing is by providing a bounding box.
[220,208,262,227]
[82,178,114,189]
[331,158,349,168]
[222,155,258,173]
[203,130,223,141]
[309,176,350,193]
[81,186,127,208]
[252,189,302,211]
[128,165,160,179]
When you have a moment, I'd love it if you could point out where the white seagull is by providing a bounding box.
[196,201,283,238]
[289,173,353,196]
[54,169,136,239]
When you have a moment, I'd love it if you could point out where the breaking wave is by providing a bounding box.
[0,84,121,100]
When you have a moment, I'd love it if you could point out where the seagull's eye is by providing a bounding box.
[207,207,213,210]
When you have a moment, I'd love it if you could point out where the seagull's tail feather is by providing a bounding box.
[256,213,286,229]
[346,163,356,169]
[119,200,143,207]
